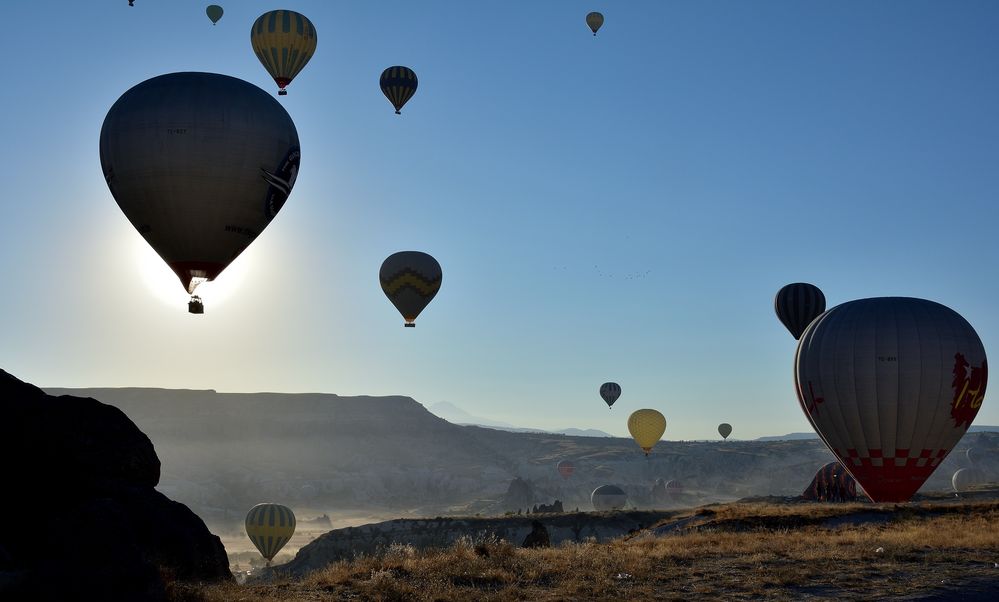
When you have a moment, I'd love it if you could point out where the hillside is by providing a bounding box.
[43,388,999,529]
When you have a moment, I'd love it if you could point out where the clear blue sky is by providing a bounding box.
[2,1,998,439]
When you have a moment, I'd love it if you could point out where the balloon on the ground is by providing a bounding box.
[627,409,666,455]
[99,72,300,312]
[206,5,223,24]
[380,66,418,114]
[775,283,826,340]
[952,467,986,492]
[591,485,626,511]
[586,12,604,35]
[556,460,575,480]
[802,461,857,502]
[795,297,987,503]
[379,251,442,327]
[599,382,621,408]
[251,10,317,95]
[245,503,296,561]
[718,423,733,440]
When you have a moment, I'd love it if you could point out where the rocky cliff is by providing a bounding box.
[1,370,232,601]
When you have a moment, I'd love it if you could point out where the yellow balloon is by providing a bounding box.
[250,10,317,95]
[628,409,666,455]
[245,503,296,562]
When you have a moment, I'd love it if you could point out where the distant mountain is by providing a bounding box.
[969,425,999,433]
[426,401,612,437]
[755,432,820,442]
[756,425,999,442]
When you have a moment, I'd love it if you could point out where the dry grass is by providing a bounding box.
[172,500,999,601]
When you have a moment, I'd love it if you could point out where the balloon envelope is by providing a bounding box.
[245,503,296,561]
[100,72,300,298]
[556,460,575,480]
[775,283,826,340]
[795,297,987,503]
[591,485,626,511]
[250,10,317,94]
[952,467,985,492]
[599,382,621,408]
[627,409,666,455]
[718,423,732,439]
[206,5,223,24]
[379,251,442,326]
[586,11,604,35]
[380,66,418,114]
[802,461,858,501]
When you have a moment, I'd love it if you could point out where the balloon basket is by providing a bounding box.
[404,323,415,328]
[278,90,287,96]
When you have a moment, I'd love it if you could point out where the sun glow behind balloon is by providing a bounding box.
[132,235,249,310]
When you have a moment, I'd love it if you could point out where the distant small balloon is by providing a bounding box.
[718,423,732,440]
[379,251,442,327]
[556,460,575,480]
[380,66,418,114]
[599,382,621,408]
[206,5,223,25]
[952,467,985,493]
[586,12,604,36]
[591,484,626,511]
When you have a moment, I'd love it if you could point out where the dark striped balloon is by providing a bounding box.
[380,66,418,114]
[775,282,826,340]
[802,462,857,502]
[599,382,621,408]
[245,503,296,561]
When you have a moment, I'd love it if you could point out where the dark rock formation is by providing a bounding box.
[521,521,551,548]
[0,369,232,601]
[502,477,535,512]
[531,500,564,514]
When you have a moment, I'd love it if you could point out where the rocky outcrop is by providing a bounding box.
[0,370,232,601]
[275,510,675,577]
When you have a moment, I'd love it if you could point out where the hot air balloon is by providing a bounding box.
[966,448,975,466]
[586,12,604,36]
[599,382,621,408]
[802,462,857,502]
[250,10,317,96]
[380,66,418,114]
[556,460,575,480]
[206,5,223,25]
[100,72,300,313]
[718,423,732,440]
[795,297,987,503]
[952,467,986,492]
[628,409,666,455]
[379,251,442,327]
[245,503,296,563]
[775,283,826,340]
[591,485,626,511]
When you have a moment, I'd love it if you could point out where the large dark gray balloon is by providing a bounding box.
[100,72,300,298]
[795,297,987,503]
[775,283,826,340]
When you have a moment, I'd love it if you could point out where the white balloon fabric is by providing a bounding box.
[795,297,987,503]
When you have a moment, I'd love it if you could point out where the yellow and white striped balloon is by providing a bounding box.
[245,503,296,562]
[250,10,317,95]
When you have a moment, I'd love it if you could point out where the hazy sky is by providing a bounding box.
[2,1,998,439]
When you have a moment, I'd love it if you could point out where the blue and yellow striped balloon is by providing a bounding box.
[250,10,317,96]
[245,503,296,562]
[380,66,418,114]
